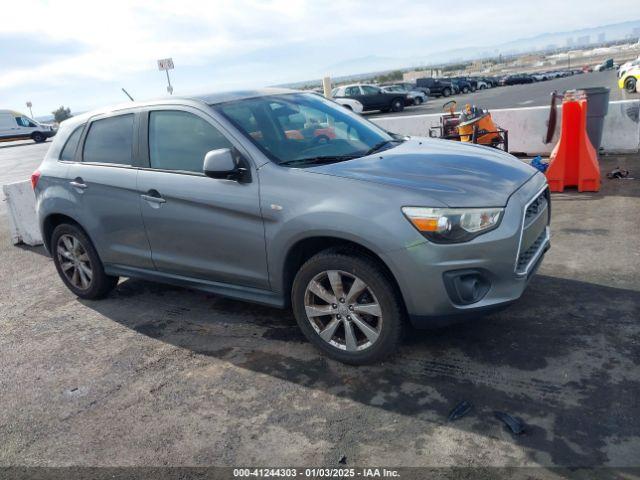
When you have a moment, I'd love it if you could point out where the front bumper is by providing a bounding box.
[381,173,550,328]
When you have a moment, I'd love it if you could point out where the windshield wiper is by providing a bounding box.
[364,138,404,156]
[279,155,359,167]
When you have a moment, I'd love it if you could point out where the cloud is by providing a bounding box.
[0,0,636,112]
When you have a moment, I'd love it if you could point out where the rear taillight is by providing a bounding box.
[31,170,41,190]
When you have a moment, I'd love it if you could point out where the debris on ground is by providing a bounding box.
[530,155,549,173]
[494,411,526,435]
[338,455,347,465]
[607,167,633,179]
[448,401,473,421]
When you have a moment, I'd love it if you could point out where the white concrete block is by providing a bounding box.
[2,180,43,246]
[371,100,640,156]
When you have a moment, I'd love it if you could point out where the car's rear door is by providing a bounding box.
[68,110,153,270]
[137,105,269,289]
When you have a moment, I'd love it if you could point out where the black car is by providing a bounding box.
[332,84,408,112]
[499,74,535,86]
[451,77,477,92]
[416,77,453,97]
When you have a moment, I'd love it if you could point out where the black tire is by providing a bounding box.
[625,77,637,94]
[442,88,451,97]
[462,86,469,94]
[414,97,423,105]
[390,98,404,112]
[291,250,404,365]
[32,132,46,143]
[51,223,119,299]
[343,105,353,111]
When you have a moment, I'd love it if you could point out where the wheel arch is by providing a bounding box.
[281,235,407,313]
[42,213,86,254]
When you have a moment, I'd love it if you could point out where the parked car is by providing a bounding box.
[447,78,473,94]
[416,77,453,97]
[33,88,550,364]
[618,66,639,93]
[594,58,614,72]
[531,72,549,81]
[0,110,56,143]
[384,81,430,97]
[481,76,500,88]
[332,84,407,112]
[618,57,640,79]
[499,74,535,86]
[455,77,478,92]
[381,85,427,105]
[334,97,364,114]
[474,78,489,89]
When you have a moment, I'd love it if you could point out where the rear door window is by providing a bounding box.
[148,110,232,173]
[83,114,134,165]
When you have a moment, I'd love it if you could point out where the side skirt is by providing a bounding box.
[104,264,286,308]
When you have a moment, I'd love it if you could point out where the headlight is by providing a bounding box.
[402,206,503,243]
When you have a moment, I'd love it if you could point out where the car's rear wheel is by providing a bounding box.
[625,77,637,93]
[442,88,451,97]
[292,251,404,365]
[462,86,469,94]
[51,224,118,299]
[390,98,404,112]
[32,132,46,143]
[414,97,423,105]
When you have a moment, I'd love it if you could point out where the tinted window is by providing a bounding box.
[345,86,360,96]
[361,86,379,95]
[16,116,37,127]
[59,126,84,161]
[83,114,134,165]
[149,110,232,173]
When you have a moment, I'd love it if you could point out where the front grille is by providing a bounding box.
[515,186,550,275]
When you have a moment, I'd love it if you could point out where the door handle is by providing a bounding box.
[69,179,87,190]
[141,190,166,204]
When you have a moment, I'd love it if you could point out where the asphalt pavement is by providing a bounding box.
[367,70,635,118]
[1,141,639,470]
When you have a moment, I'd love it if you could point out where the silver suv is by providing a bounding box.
[33,89,550,364]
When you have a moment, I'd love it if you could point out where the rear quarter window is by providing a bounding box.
[59,126,84,162]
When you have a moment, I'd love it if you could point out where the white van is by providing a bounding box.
[0,110,56,143]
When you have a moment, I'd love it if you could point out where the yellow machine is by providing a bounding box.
[457,104,502,145]
[429,101,508,151]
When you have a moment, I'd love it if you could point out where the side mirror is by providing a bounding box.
[203,148,249,182]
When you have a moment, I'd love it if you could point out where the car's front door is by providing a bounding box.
[69,111,153,270]
[137,106,269,289]
[360,85,385,109]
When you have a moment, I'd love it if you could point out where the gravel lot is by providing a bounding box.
[367,70,635,118]
[1,141,639,473]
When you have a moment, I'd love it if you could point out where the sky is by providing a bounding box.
[0,0,636,117]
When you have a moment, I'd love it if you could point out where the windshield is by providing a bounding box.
[213,93,395,166]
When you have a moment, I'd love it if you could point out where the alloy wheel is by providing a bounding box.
[56,234,93,290]
[304,270,383,352]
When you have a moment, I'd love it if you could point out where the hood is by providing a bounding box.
[306,138,537,207]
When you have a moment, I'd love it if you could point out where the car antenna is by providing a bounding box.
[121,88,135,102]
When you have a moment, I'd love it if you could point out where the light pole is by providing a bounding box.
[26,101,33,118]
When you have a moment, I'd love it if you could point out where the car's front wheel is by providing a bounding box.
[51,223,119,299]
[390,98,404,112]
[292,251,404,365]
[32,132,46,143]
[625,77,637,93]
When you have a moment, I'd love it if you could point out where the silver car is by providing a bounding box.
[33,89,550,364]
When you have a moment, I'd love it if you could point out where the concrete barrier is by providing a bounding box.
[371,100,640,156]
[2,180,42,246]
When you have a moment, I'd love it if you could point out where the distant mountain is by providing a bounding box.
[318,19,640,77]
